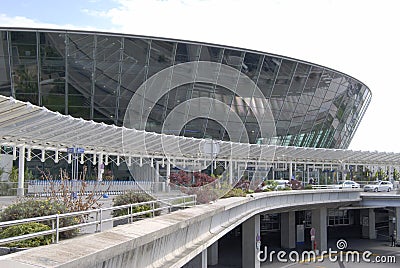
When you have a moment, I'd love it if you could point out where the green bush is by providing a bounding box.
[222,188,246,198]
[0,222,51,248]
[112,191,160,218]
[262,180,278,191]
[0,199,78,238]
[304,184,314,190]
[0,200,66,221]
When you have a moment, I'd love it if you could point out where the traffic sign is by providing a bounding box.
[67,147,85,154]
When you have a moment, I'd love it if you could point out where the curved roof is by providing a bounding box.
[0,27,372,149]
[1,95,398,166]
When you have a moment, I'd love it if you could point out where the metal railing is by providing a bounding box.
[27,180,168,196]
[0,195,196,246]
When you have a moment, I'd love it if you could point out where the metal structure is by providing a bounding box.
[0,27,371,149]
[0,195,196,245]
[1,95,399,167]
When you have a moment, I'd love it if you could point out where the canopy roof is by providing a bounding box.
[1,95,399,166]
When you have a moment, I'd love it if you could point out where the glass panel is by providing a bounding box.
[257,56,281,98]
[175,43,200,63]
[147,40,175,78]
[242,53,262,81]
[199,46,223,62]
[68,33,94,60]
[0,31,10,57]
[0,55,12,96]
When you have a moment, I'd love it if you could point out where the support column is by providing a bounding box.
[311,207,327,252]
[17,146,25,197]
[207,241,218,265]
[242,214,260,268]
[289,162,293,180]
[368,208,376,239]
[166,162,171,192]
[155,163,160,192]
[395,207,400,242]
[201,249,207,268]
[281,211,296,249]
[97,154,104,181]
[229,160,233,185]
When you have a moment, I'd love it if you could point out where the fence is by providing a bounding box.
[0,195,196,247]
[27,180,168,196]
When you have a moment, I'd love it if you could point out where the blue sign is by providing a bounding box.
[67,147,85,154]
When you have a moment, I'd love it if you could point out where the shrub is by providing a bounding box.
[112,191,160,218]
[0,200,66,221]
[0,222,51,248]
[304,184,314,190]
[222,188,246,198]
[0,199,78,238]
[262,180,278,191]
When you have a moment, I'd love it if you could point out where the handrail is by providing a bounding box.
[0,195,196,246]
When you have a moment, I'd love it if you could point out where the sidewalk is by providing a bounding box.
[0,196,18,211]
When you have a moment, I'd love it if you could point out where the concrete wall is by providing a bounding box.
[0,190,362,268]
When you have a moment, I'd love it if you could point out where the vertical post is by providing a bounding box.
[229,160,233,185]
[207,241,218,265]
[97,154,103,181]
[17,146,25,197]
[395,207,400,243]
[368,208,377,239]
[155,162,160,193]
[242,214,260,268]
[289,162,293,181]
[51,220,55,243]
[166,162,171,192]
[281,211,296,249]
[56,214,60,243]
[201,249,207,268]
[211,139,214,176]
[311,207,327,252]
[272,163,275,180]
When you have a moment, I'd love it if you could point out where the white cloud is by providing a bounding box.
[99,0,400,152]
[0,13,104,32]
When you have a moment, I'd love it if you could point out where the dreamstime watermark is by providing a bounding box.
[257,239,397,264]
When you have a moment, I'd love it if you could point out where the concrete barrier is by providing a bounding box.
[0,190,362,268]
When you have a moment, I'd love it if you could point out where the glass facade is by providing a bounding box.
[0,28,371,149]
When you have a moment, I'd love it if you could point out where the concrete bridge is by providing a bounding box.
[0,190,399,268]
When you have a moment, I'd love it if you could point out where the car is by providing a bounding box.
[333,180,360,189]
[261,179,290,191]
[363,181,393,192]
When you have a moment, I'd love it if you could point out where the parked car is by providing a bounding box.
[363,181,393,192]
[261,179,290,191]
[333,180,360,189]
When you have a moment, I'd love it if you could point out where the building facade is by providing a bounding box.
[0,28,371,149]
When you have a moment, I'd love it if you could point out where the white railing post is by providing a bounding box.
[56,214,60,243]
[130,204,133,223]
[99,208,103,232]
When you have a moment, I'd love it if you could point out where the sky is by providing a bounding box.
[0,0,399,153]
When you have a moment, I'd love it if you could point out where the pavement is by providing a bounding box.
[0,196,18,211]
[261,238,400,268]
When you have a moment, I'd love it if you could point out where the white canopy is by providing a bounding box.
[1,95,399,166]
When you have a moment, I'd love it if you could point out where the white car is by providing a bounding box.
[363,181,393,192]
[334,180,360,189]
[261,179,289,191]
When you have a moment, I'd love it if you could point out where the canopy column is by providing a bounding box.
[17,146,25,197]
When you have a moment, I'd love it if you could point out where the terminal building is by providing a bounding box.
[0,27,372,181]
[1,28,400,268]
[0,28,371,148]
